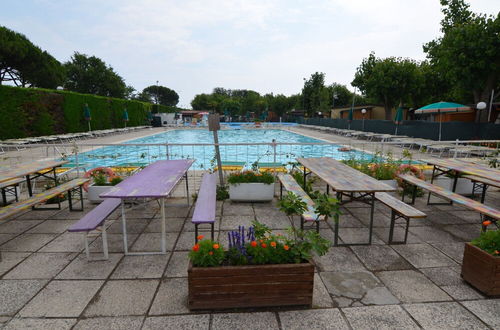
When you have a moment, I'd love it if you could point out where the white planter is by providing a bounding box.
[379,179,398,188]
[87,184,113,203]
[229,183,275,202]
[433,177,474,196]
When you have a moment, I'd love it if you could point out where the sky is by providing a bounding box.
[1,0,498,108]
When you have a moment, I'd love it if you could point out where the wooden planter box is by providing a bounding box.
[461,243,500,296]
[188,261,314,310]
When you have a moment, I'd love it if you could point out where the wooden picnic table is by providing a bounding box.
[297,157,395,245]
[100,159,194,255]
[0,160,69,197]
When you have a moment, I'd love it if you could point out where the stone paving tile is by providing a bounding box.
[52,209,90,219]
[3,252,76,279]
[254,212,292,229]
[342,305,419,330]
[336,228,385,245]
[175,231,201,251]
[130,232,177,252]
[392,244,457,268]
[142,314,209,330]
[0,233,15,245]
[372,227,423,244]
[378,270,452,303]
[327,214,365,228]
[312,273,334,308]
[19,280,103,318]
[426,211,468,225]
[107,220,149,234]
[73,316,144,330]
[0,280,47,316]
[0,220,42,234]
[0,234,57,252]
[220,215,255,230]
[321,271,385,300]
[314,247,366,272]
[149,277,189,315]
[26,220,77,234]
[57,253,122,280]
[163,206,190,218]
[404,302,488,329]
[38,232,85,252]
[0,252,30,277]
[443,224,482,242]
[13,209,61,220]
[420,267,464,286]
[111,255,169,279]
[212,312,279,330]
[3,318,77,330]
[222,202,254,216]
[279,309,349,330]
[84,280,158,316]
[462,299,500,329]
[164,252,189,277]
[409,226,461,243]
[441,284,485,300]
[430,242,465,263]
[351,245,413,271]
[148,217,185,232]
[447,210,483,224]
[352,211,392,228]
[89,233,138,253]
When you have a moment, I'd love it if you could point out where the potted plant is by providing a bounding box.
[433,171,474,196]
[461,227,500,296]
[84,167,123,203]
[188,219,331,310]
[227,170,275,202]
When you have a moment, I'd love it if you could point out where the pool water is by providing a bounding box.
[67,129,373,170]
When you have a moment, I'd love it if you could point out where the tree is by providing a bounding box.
[64,52,127,98]
[141,85,179,106]
[0,26,65,88]
[302,72,326,116]
[352,53,421,119]
[423,0,500,122]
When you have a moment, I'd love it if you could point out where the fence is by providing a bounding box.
[296,118,500,141]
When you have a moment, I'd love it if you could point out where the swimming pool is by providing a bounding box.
[67,129,373,170]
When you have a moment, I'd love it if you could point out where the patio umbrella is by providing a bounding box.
[123,108,129,128]
[83,104,91,131]
[394,106,404,135]
[415,101,471,141]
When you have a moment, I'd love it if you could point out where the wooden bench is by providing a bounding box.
[192,173,217,243]
[0,178,89,222]
[463,175,500,203]
[68,198,121,260]
[0,177,24,206]
[398,174,500,229]
[278,174,324,232]
[375,192,426,244]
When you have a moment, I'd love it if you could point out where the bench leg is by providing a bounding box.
[211,223,214,241]
[388,210,411,245]
[195,224,199,244]
[300,216,304,230]
[316,220,320,233]
[83,227,110,261]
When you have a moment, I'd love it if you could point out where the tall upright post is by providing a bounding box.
[209,114,224,186]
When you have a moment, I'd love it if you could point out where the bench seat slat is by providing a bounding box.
[278,174,323,222]
[375,192,426,218]
[0,178,89,221]
[192,173,217,224]
[398,174,500,220]
[0,177,25,189]
[462,175,500,189]
[68,198,121,232]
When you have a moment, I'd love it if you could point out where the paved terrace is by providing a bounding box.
[0,183,499,329]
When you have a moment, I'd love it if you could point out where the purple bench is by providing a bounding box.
[68,198,121,260]
[192,173,217,243]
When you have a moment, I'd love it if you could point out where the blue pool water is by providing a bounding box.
[67,129,372,169]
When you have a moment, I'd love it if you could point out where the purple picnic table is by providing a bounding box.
[100,159,194,255]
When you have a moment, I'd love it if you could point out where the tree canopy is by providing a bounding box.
[64,52,127,98]
[138,85,179,106]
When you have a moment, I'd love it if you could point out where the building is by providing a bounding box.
[330,105,407,120]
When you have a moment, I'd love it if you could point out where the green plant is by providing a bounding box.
[313,193,341,223]
[278,192,307,217]
[227,171,275,185]
[471,229,499,256]
[92,171,108,185]
[189,236,225,267]
[216,185,229,200]
[109,176,123,186]
[285,227,331,263]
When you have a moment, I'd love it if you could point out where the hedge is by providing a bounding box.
[0,85,177,140]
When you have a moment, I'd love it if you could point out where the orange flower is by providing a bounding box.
[270,241,277,248]
[259,239,264,243]
[483,220,492,226]
[197,235,204,240]
[250,241,257,247]
[283,245,289,251]
[213,244,219,249]
[261,243,267,248]
[495,250,499,255]
[192,244,200,252]
[209,251,213,255]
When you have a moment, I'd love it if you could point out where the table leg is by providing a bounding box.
[426,166,436,204]
[185,173,189,206]
[26,174,33,197]
[121,200,129,254]
[368,193,375,245]
[161,197,166,253]
[480,184,487,204]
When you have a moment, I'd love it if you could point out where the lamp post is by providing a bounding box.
[361,108,366,131]
[476,101,487,123]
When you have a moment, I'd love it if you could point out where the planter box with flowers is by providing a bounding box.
[227,171,275,202]
[84,167,123,203]
[461,228,500,296]
[188,192,338,310]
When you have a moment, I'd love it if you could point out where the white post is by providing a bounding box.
[454,139,459,158]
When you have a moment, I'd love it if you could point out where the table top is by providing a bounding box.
[0,160,68,184]
[100,159,194,199]
[297,157,396,193]
[422,158,500,182]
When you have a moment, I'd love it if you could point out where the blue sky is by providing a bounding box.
[1,0,498,107]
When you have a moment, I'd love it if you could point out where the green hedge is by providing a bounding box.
[0,85,177,140]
